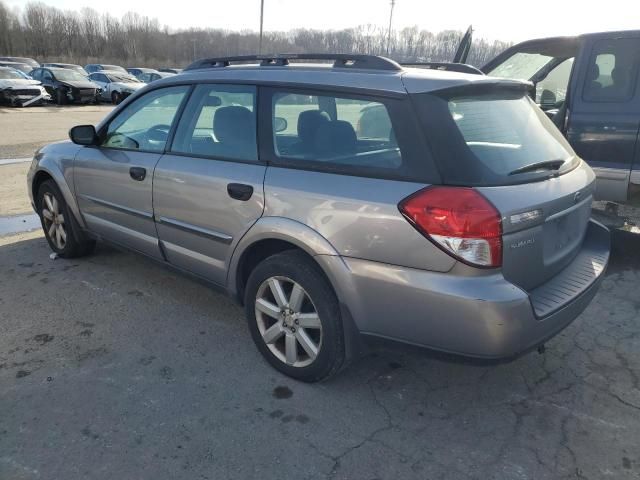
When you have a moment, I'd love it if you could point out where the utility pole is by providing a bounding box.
[192,39,197,61]
[259,0,265,54]
[386,0,395,56]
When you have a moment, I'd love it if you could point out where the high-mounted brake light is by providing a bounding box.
[399,186,503,268]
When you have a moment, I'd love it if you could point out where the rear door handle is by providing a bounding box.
[130,167,146,181]
[227,183,253,201]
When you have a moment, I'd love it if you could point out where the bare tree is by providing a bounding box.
[0,0,511,67]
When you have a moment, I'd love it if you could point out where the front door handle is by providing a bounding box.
[227,183,253,201]
[130,167,146,181]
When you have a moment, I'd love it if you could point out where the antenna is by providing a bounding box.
[259,0,265,54]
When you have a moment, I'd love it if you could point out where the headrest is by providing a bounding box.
[610,67,628,84]
[314,120,357,158]
[297,110,330,145]
[213,106,255,144]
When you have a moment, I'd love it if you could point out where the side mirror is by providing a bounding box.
[274,116,288,133]
[69,125,98,146]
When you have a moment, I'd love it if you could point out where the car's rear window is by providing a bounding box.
[414,88,578,186]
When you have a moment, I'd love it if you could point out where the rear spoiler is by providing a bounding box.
[401,62,484,76]
[426,79,535,98]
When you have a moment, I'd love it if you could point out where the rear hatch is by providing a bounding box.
[412,83,595,290]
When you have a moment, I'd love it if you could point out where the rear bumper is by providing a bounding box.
[317,219,610,359]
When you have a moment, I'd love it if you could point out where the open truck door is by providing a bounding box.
[453,25,473,64]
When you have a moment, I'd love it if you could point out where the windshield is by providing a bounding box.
[414,89,578,186]
[103,65,127,73]
[54,70,87,82]
[0,69,24,80]
[487,52,554,80]
[107,73,140,83]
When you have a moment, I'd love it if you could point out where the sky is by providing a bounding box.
[5,0,640,43]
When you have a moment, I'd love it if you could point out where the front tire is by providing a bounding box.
[111,91,121,105]
[244,250,345,382]
[55,88,68,105]
[37,180,95,258]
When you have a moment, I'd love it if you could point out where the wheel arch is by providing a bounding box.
[31,161,85,229]
[227,217,340,305]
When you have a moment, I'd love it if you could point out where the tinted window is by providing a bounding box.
[414,90,578,186]
[583,38,640,102]
[101,86,188,152]
[271,91,402,171]
[171,84,257,162]
[30,69,41,80]
[42,70,53,81]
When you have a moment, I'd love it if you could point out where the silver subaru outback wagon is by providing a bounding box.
[27,54,610,382]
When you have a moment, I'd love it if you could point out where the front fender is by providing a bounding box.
[226,216,340,298]
[28,143,84,227]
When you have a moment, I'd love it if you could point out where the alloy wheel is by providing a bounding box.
[255,276,323,368]
[41,192,66,250]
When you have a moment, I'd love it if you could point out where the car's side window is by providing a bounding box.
[583,38,640,102]
[101,86,189,152]
[536,58,574,108]
[171,84,258,162]
[31,69,41,80]
[42,71,52,81]
[271,90,402,171]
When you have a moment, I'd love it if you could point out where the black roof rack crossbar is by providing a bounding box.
[402,62,484,76]
[185,54,402,71]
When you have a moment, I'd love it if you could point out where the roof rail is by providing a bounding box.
[184,54,402,72]
[402,62,484,75]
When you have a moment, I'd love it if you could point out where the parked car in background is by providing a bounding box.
[88,71,144,104]
[0,61,34,76]
[42,63,88,77]
[30,67,99,105]
[482,30,640,204]
[138,71,175,83]
[10,68,34,80]
[126,67,158,79]
[159,68,183,74]
[27,54,610,381]
[0,66,50,106]
[84,64,127,75]
[0,56,39,69]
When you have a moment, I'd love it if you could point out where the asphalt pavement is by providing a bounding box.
[1,107,639,480]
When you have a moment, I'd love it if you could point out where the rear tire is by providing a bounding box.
[244,250,345,382]
[37,180,95,258]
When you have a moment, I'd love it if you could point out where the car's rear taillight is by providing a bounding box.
[399,186,502,268]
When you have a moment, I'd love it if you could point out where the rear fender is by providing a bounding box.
[226,216,340,299]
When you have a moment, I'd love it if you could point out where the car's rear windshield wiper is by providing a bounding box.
[508,159,566,176]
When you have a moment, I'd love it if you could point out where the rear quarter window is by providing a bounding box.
[414,88,578,186]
